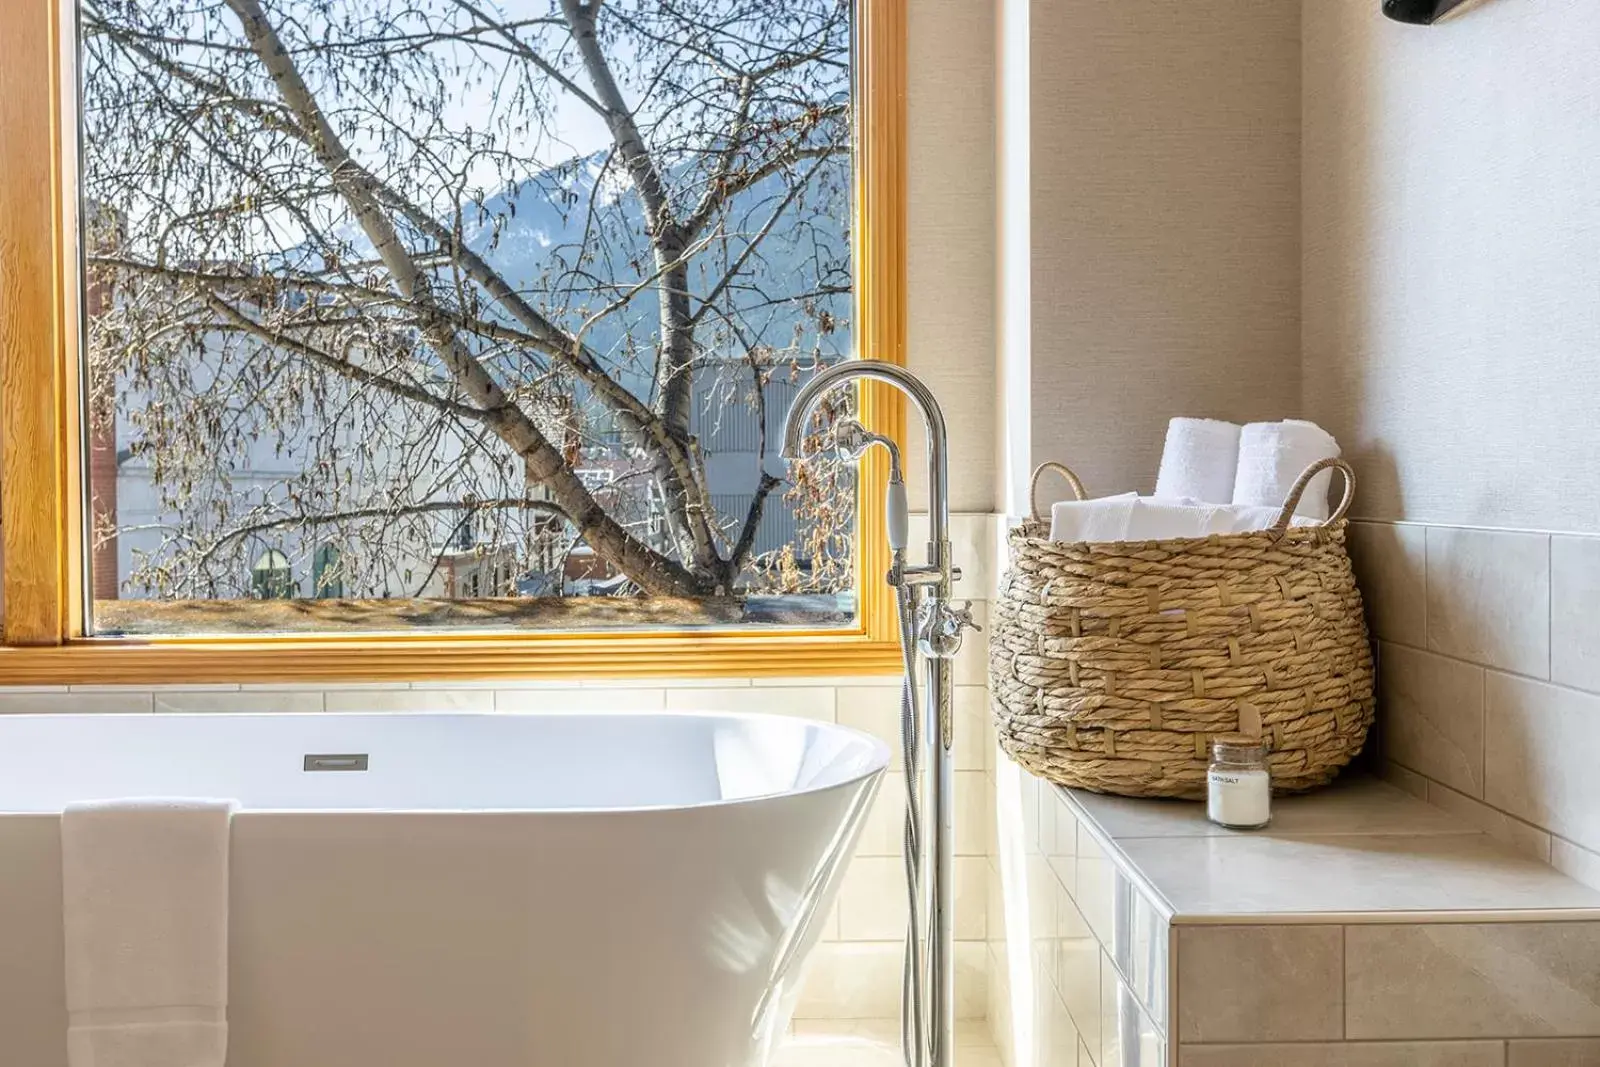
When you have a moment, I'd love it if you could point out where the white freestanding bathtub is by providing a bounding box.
[0,711,888,1067]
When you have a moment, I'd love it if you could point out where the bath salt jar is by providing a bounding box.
[1206,735,1272,829]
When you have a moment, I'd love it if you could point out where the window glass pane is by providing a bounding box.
[80,0,855,635]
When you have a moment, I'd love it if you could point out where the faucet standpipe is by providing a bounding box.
[780,361,957,1067]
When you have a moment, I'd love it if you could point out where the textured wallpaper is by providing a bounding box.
[907,0,1000,515]
[1023,0,1304,505]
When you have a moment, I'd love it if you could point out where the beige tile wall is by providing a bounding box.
[1350,519,1600,890]
[1173,919,1600,1063]
[1344,923,1600,1040]
[986,765,1600,1067]
[985,759,1166,1067]
[1301,0,1600,918]
[1175,926,1342,1044]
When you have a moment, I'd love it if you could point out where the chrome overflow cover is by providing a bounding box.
[303,753,369,772]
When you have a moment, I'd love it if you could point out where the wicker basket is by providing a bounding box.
[990,457,1375,799]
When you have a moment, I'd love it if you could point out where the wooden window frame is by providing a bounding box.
[0,0,908,684]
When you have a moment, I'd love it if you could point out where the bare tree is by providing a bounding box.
[81,0,854,606]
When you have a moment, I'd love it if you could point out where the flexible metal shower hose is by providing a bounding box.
[895,568,928,1067]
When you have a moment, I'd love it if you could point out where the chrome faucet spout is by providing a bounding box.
[780,361,949,547]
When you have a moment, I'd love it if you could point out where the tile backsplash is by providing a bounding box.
[1351,519,1600,890]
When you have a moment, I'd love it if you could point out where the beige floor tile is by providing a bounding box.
[777,1019,1001,1066]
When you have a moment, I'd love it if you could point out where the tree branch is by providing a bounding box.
[685,140,843,238]
[686,151,834,330]
[97,9,722,580]
[446,0,608,117]
[204,293,491,423]
[728,472,781,577]
[204,496,573,551]
[558,0,675,239]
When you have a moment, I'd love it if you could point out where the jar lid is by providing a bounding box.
[1211,734,1269,763]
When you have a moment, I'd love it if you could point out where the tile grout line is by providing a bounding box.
[1545,533,1554,685]
[1479,665,1489,802]
[1356,516,1600,542]
[1340,923,1349,1041]
[1379,637,1588,699]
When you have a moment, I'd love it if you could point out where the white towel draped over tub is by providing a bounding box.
[61,799,236,1067]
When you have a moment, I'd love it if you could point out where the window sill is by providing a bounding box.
[91,594,853,637]
[0,630,906,685]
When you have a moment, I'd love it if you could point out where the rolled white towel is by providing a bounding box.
[1125,499,1309,542]
[1049,493,1137,543]
[1153,418,1241,505]
[1231,420,1341,521]
[1053,497,1312,545]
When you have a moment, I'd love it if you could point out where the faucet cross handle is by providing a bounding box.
[917,598,981,660]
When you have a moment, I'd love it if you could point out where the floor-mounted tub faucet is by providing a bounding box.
[782,361,974,1067]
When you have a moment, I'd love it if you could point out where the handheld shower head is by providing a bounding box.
[832,417,903,480]
[779,360,947,530]
[831,416,907,551]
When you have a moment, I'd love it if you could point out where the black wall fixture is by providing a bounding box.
[1383,0,1472,23]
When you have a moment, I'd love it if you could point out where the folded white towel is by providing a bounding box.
[1124,500,1283,541]
[1053,497,1295,544]
[1153,418,1241,505]
[1049,493,1138,543]
[62,799,236,1067]
[67,1022,228,1067]
[1222,504,1297,533]
[1126,499,1219,541]
[1231,420,1341,521]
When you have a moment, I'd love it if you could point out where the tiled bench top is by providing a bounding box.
[1060,776,1600,921]
[1019,774,1600,1065]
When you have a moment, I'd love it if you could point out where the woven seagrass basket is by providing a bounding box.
[990,457,1375,799]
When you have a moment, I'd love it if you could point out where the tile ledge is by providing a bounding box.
[1046,774,1600,922]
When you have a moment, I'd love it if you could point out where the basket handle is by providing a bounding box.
[1271,457,1356,534]
[1029,462,1088,522]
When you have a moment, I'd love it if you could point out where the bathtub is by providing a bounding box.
[0,711,888,1067]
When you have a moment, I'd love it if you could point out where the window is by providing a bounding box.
[249,548,296,600]
[0,0,907,681]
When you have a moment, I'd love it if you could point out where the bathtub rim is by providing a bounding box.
[0,709,892,817]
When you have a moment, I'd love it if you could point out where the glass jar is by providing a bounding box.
[1207,735,1271,829]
